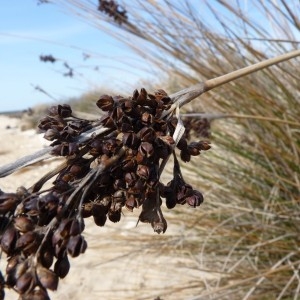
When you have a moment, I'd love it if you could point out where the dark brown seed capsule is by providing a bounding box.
[43,128,60,141]
[136,151,147,164]
[56,219,73,238]
[6,255,19,275]
[93,214,107,227]
[96,95,114,111]
[139,142,154,158]
[177,138,188,151]
[15,271,33,294]
[23,288,50,300]
[1,225,18,255]
[185,190,204,207]
[69,219,85,236]
[67,235,86,257]
[112,191,125,204]
[124,172,138,187]
[180,150,191,162]
[199,140,211,150]
[137,127,156,143]
[125,194,136,212]
[81,202,93,218]
[113,178,126,190]
[120,121,133,132]
[0,193,18,214]
[16,231,38,254]
[151,217,168,234]
[154,89,168,101]
[136,165,150,180]
[14,216,34,233]
[111,106,123,123]
[36,265,58,291]
[54,255,70,279]
[141,112,153,125]
[122,132,140,149]
[57,104,72,118]
[108,210,121,223]
[136,88,148,105]
[100,115,115,128]
[5,256,20,286]
[40,249,54,269]
[92,197,111,216]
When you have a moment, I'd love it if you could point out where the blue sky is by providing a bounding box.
[0,1,148,112]
[1,1,299,112]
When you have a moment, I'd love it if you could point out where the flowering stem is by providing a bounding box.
[170,49,300,107]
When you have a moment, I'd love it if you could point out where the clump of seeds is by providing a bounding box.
[0,88,210,299]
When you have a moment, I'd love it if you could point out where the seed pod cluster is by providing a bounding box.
[0,88,210,299]
[183,117,211,140]
[97,0,128,24]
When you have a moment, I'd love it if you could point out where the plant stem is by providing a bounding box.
[171,49,300,107]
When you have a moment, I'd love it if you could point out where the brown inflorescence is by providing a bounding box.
[97,0,128,25]
[0,88,210,299]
